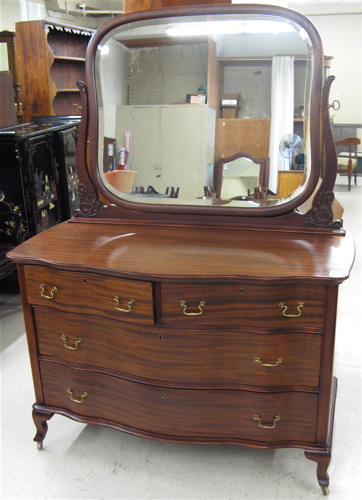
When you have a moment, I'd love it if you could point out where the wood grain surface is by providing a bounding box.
[35,308,322,388]
[40,359,318,443]
[8,221,355,283]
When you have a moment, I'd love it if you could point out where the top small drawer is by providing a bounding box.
[161,282,325,329]
[24,266,154,325]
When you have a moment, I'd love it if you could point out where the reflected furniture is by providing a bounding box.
[335,137,360,190]
[214,152,270,199]
[277,170,305,197]
[8,4,355,496]
[105,170,138,193]
[116,104,212,199]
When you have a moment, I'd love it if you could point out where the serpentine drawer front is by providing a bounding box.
[7,216,355,496]
[39,360,318,443]
[161,282,325,329]
[34,308,322,387]
[24,265,154,325]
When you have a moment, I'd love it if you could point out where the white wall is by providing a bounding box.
[0,0,23,32]
[0,0,101,33]
[309,13,362,126]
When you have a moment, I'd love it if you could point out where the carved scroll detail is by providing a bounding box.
[304,190,342,229]
[76,183,103,218]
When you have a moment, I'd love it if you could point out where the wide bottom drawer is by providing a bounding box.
[40,361,318,443]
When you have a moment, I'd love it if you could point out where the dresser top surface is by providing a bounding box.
[8,221,355,282]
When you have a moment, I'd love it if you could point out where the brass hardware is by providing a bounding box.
[74,104,82,112]
[180,300,206,316]
[161,393,166,399]
[40,283,57,300]
[279,302,304,318]
[254,357,282,367]
[61,335,83,350]
[114,297,135,313]
[253,414,281,429]
[240,288,244,294]
[67,388,88,403]
[329,99,340,111]
[158,335,163,341]
[83,278,87,284]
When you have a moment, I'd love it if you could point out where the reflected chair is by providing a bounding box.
[214,152,270,199]
[104,170,138,193]
[335,137,360,191]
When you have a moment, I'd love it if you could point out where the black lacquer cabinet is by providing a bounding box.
[0,116,80,278]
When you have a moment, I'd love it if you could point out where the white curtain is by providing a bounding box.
[268,56,295,194]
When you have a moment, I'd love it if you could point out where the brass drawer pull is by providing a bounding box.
[61,335,83,350]
[114,297,135,313]
[67,388,88,403]
[180,300,206,316]
[40,283,58,300]
[254,357,282,367]
[279,302,304,318]
[253,414,281,429]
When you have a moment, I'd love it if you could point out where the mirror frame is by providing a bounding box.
[74,4,341,231]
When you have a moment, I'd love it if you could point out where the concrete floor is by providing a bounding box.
[1,176,361,500]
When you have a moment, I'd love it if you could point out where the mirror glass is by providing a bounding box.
[95,13,314,209]
[222,158,262,198]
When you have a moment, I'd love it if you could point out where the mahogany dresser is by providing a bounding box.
[8,3,355,496]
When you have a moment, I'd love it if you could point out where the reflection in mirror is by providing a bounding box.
[96,13,313,208]
[214,152,270,201]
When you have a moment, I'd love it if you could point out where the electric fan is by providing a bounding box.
[279,134,303,169]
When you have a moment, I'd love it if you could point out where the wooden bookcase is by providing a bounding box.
[15,21,94,122]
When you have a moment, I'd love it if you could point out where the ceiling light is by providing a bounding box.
[166,20,296,37]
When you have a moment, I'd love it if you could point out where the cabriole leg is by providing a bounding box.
[304,448,331,495]
[32,407,54,450]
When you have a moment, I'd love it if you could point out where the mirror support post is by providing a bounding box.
[304,76,342,230]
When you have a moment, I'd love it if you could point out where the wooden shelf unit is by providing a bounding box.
[15,21,94,122]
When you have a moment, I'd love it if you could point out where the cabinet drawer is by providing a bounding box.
[161,282,325,329]
[40,361,318,443]
[35,308,321,387]
[24,266,154,325]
